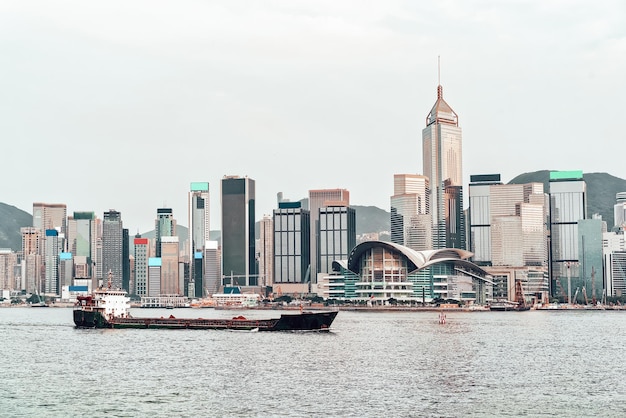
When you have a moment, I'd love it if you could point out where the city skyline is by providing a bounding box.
[2,1,625,234]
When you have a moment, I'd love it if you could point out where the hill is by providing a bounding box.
[353,205,390,236]
[0,203,32,251]
[509,171,626,227]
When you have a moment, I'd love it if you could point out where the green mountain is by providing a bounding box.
[0,203,32,251]
[509,171,626,227]
[354,205,390,236]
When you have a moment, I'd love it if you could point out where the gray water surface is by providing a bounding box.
[1,308,624,417]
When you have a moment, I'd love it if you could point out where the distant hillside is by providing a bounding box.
[0,203,32,251]
[509,171,626,227]
[354,205,390,235]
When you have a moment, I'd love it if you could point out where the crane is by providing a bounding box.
[582,286,589,305]
[591,267,597,305]
[556,278,568,302]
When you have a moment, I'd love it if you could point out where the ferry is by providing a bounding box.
[73,287,337,332]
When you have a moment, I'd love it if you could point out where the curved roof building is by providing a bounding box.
[323,240,492,304]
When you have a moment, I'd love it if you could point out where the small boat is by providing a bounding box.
[73,287,338,332]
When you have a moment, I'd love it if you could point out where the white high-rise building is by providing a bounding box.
[102,210,123,289]
[0,249,18,290]
[603,229,626,297]
[203,241,220,296]
[390,174,431,251]
[133,237,149,296]
[614,192,626,229]
[422,83,463,249]
[258,215,274,287]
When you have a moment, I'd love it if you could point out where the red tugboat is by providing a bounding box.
[74,288,337,332]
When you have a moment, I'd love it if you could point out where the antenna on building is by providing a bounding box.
[437,55,443,99]
[438,55,441,86]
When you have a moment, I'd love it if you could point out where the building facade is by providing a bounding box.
[134,237,149,296]
[273,202,310,284]
[155,208,176,258]
[258,214,274,287]
[603,228,626,298]
[188,182,210,297]
[468,175,549,302]
[549,170,587,300]
[308,189,350,278]
[147,257,161,297]
[67,211,97,278]
[318,205,356,277]
[614,192,626,229]
[578,217,605,302]
[44,229,60,295]
[422,84,463,249]
[203,241,221,296]
[319,241,492,304]
[390,174,431,251]
[0,249,18,291]
[160,236,180,295]
[102,210,124,290]
[221,175,256,286]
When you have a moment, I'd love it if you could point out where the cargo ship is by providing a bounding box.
[73,287,337,332]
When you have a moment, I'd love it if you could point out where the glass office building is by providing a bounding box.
[273,202,310,283]
[549,170,586,300]
[318,205,356,276]
[221,176,256,286]
[102,210,124,290]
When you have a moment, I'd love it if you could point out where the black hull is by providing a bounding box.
[489,305,530,312]
[74,310,338,331]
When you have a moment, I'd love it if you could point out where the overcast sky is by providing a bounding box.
[2,0,625,233]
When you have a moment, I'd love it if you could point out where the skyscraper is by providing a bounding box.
[33,203,67,288]
[318,205,355,276]
[102,210,124,290]
[308,189,350,278]
[33,203,67,237]
[422,83,463,249]
[390,174,431,251]
[273,202,310,284]
[21,227,41,293]
[468,176,548,266]
[188,182,210,297]
[0,249,18,291]
[221,175,256,286]
[155,208,176,258]
[203,241,220,296]
[160,236,180,295]
[148,257,161,297]
[134,237,149,296]
[67,212,97,278]
[44,229,60,295]
[549,170,587,300]
[614,192,626,229]
[258,214,274,287]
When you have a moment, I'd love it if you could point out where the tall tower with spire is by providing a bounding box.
[422,65,464,249]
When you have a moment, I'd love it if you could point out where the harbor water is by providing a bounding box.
[1,307,625,417]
